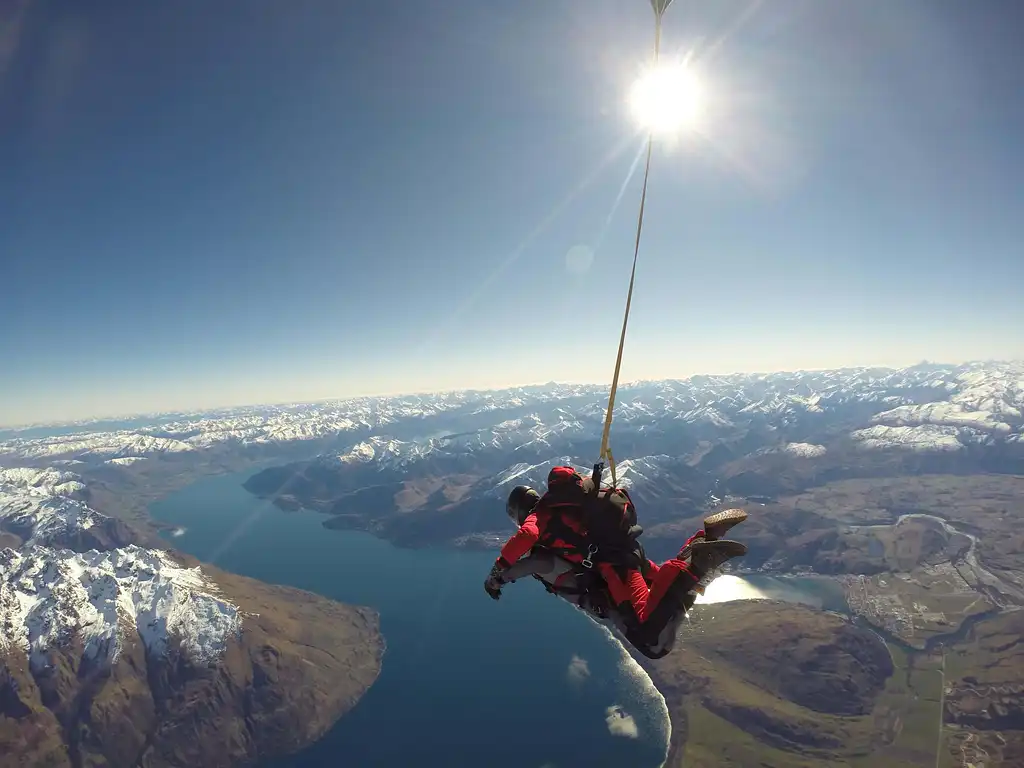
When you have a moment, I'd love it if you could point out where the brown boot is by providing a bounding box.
[677,509,748,561]
[704,508,748,541]
[689,539,747,577]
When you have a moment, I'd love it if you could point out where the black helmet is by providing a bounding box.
[506,486,540,526]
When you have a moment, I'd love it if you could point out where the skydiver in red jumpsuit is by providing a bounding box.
[483,466,747,658]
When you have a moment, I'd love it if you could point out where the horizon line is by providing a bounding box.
[1,357,1018,432]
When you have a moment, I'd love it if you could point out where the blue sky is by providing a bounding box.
[1,0,1022,425]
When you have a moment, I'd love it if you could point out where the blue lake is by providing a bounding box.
[150,471,672,768]
[150,470,848,766]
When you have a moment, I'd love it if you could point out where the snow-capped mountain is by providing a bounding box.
[0,466,242,671]
[484,455,674,497]
[0,543,241,670]
[0,385,602,465]
[304,362,1022,477]
[230,361,1024,552]
[3,361,1018,470]
[0,466,383,768]
[0,467,87,498]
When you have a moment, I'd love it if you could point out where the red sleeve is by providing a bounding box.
[496,509,549,569]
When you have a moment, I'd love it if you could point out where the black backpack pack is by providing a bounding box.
[540,466,644,569]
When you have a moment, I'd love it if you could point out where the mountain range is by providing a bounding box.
[2,359,1022,766]
[228,361,1023,552]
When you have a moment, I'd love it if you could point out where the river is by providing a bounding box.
[149,470,841,767]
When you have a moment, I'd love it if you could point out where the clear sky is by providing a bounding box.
[1,0,1022,426]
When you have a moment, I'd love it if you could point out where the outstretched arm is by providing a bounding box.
[495,509,546,569]
[484,509,549,600]
[502,549,557,582]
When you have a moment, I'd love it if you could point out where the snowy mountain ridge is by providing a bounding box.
[304,362,1024,473]
[484,455,673,497]
[0,466,87,498]
[0,544,242,670]
[0,467,242,671]
[0,467,100,546]
[1,361,1020,466]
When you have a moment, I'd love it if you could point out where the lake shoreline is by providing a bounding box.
[112,462,1005,766]
[147,469,673,768]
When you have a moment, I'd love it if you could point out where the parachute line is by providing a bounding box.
[598,9,666,488]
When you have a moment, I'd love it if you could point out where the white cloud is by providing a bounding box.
[567,654,590,684]
[605,705,639,739]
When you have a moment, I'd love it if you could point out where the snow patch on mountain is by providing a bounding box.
[0,544,241,669]
[679,406,734,428]
[851,425,964,452]
[491,461,550,489]
[0,467,87,497]
[0,433,195,462]
[485,457,580,497]
[337,441,379,464]
[0,483,106,545]
[178,411,362,450]
[860,361,1023,449]
[792,395,824,413]
[1,465,242,671]
[955,363,1024,416]
[781,443,827,458]
[106,457,147,466]
[0,466,107,546]
[444,414,586,454]
[485,455,671,496]
[0,390,606,464]
[331,414,590,471]
[332,435,435,468]
[607,457,671,489]
[872,402,1012,433]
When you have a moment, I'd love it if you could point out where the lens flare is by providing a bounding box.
[628,61,703,136]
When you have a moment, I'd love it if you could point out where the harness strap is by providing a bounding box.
[541,506,641,570]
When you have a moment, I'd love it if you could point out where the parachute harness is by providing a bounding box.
[594,1,669,491]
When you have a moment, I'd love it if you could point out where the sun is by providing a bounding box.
[628,60,704,136]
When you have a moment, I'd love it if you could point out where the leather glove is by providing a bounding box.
[484,578,503,600]
[484,562,506,601]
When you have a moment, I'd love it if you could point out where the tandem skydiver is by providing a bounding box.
[483,466,747,659]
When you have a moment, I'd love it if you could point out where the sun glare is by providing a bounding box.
[628,61,703,136]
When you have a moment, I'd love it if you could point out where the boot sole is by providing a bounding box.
[703,508,747,539]
[677,509,749,560]
[691,539,748,558]
[689,539,747,573]
[704,507,747,528]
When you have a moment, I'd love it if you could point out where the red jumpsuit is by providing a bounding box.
[495,505,704,630]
